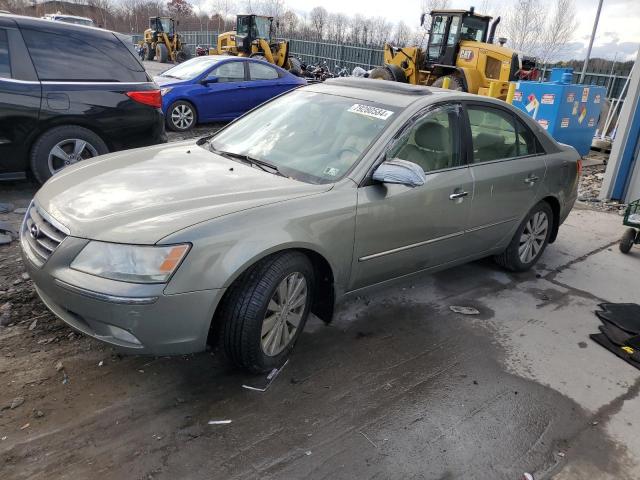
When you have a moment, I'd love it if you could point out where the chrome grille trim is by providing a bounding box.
[21,203,68,266]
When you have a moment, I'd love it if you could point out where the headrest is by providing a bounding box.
[414,121,447,151]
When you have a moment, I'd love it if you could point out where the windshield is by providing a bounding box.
[209,90,398,184]
[160,57,222,80]
[237,16,271,39]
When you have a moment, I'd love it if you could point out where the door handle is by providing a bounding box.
[524,174,540,185]
[449,191,469,200]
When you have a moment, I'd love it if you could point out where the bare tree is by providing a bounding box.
[503,0,546,52]
[327,12,348,43]
[309,6,328,40]
[536,0,579,64]
[281,10,298,37]
[393,20,411,46]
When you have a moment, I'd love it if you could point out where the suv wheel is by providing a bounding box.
[494,201,553,272]
[167,101,196,131]
[218,251,314,373]
[156,43,168,63]
[30,126,108,184]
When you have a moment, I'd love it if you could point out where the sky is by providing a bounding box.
[285,0,640,61]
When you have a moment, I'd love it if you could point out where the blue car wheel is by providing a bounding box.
[167,100,197,132]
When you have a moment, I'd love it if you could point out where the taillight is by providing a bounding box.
[577,158,583,176]
[126,90,162,109]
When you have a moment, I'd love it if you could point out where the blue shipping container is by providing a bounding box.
[511,69,606,156]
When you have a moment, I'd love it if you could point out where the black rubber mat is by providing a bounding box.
[596,303,640,334]
[590,333,640,370]
[599,322,632,346]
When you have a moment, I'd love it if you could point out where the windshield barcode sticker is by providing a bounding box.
[347,104,394,120]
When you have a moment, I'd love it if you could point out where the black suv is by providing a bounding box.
[0,14,166,183]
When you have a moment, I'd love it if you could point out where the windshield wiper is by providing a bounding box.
[160,74,180,79]
[210,147,285,177]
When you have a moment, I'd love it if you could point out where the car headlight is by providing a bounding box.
[160,87,172,96]
[70,242,190,283]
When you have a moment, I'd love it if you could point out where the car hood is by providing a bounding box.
[35,141,331,244]
[153,75,191,87]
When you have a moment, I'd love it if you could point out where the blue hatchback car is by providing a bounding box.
[155,55,306,131]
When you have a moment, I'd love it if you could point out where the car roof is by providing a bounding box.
[0,13,105,34]
[305,77,453,108]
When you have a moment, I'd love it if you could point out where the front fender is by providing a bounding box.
[161,184,358,297]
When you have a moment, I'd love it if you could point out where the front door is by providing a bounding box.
[350,103,473,290]
[198,60,249,120]
[463,103,548,253]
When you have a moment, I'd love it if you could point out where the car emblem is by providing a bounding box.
[30,224,40,239]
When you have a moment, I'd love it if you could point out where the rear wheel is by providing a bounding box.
[432,75,465,91]
[494,201,553,272]
[369,66,396,81]
[166,100,196,131]
[288,57,302,76]
[620,228,637,254]
[30,125,108,184]
[218,252,314,373]
[156,43,168,63]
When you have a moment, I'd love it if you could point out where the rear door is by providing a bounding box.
[198,60,250,120]
[0,21,41,179]
[463,102,547,252]
[246,61,288,105]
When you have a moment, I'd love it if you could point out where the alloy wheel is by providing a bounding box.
[519,211,549,264]
[261,272,308,356]
[47,139,98,175]
[171,104,194,130]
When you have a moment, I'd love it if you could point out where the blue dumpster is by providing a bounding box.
[511,68,606,156]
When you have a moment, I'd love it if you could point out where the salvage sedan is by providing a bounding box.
[22,78,579,373]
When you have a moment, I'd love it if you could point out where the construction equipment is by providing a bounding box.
[370,7,538,100]
[210,14,301,75]
[142,17,190,64]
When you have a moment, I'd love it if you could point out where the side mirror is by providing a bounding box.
[202,76,219,85]
[420,13,426,27]
[372,159,425,187]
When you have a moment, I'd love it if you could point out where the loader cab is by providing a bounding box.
[235,14,272,54]
[425,9,491,66]
[149,17,174,38]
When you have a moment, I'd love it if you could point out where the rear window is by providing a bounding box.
[0,29,10,78]
[22,28,147,82]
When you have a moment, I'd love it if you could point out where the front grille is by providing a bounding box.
[22,204,69,266]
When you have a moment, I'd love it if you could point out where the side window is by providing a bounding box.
[467,106,518,163]
[249,62,279,80]
[21,29,146,82]
[0,29,10,79]
[447,16,460,46]
[388,104,460,173]
[211,62,245,83]
[515,118,541,156]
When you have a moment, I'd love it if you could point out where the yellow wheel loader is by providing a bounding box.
[142,17,191,64]
[371,7,538,100]
[210,14,302,75]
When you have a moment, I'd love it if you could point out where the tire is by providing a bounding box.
[156,43,168,63]
[619,228,637,254]
[176,49,190,63]
[369,66,395,81]
[432,75,465,91]
[288,57,302,76]
[29,125,108,184]
[166,100,196,132]
[144,43,155,60]
[218,251,315,373]
[494,201,554,272]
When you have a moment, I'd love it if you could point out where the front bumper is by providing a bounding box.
[22,231,225,355]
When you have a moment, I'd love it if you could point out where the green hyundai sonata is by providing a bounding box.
[21,78,580,373]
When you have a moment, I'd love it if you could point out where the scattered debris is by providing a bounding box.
[578,163,626,213]
[358,430,378,449]
[21,272,29,280]
[522,473,534,480]
[13,207,28,215]
[0,302,11,326]
[33,410,45,418]
[1,436,6,441]
[28,319,38,330]
[20,423,30,430]
[557,451,566,458]
[449,306,480,315]
[9,397,25,410]
[305,450,312,456]
[62,372,69,385]
[207,420,232,425]
[0,233,12,245]
[0,202,15,214]
[242,360,289,392]
[55,360,64,372]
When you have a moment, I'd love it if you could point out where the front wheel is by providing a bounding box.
[218,252,314,373]
[166,100,196,131]
[494,201,553,272]
[432,75,465,91]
